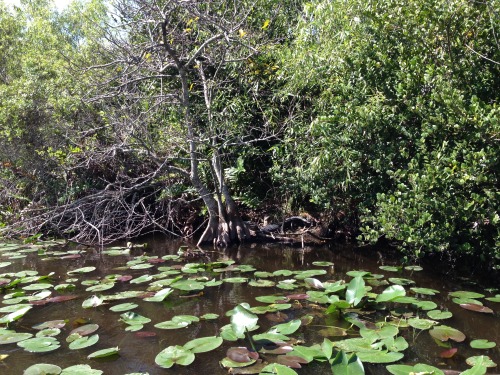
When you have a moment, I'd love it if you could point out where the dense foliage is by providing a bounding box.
[0,0,498,268]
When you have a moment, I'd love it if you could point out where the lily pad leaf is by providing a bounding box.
[260,363,298,375]
[183,336,223,353]
[272,319,302,335]
[427,310,453,320]
[69,334,99,350]
[331,350,365,375]
[120,312,151,325]
[356,350,404,363]
[109,303,138,312]
[470,339,497,349]
[0,305,32,324]
[429,325,466,342]
[460,304,494,313]
[0,331,33,345]
[60,364,103,375]
[449,290,485,299]
[23,363,62,375]
[376,285,406,303]
[466,355,497,368]
[17,337,60,352]
[67,267,96,275]
[231,304,258,337]
[346,276,366,306]
[87,347,120,359]
[143,287,173,302]
[155,345,195,368]
[410,287,439,295]
[386,364,444,375]
[82,295,104,309]
[408,318,437,330]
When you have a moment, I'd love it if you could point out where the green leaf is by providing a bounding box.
[331,350,365,375]
[429,325,466,342]
[87,347,120,359]
[470,339,497,349]
[0,331,33,345]
[155,345,195,368]
[346,276,366,306]
[356,351,404,363]
[386,363,444,375]
[183,336,223,353]
[17,337,60,353]
[0,305,32,324]
[271,319,302,335]
[376,285,406,302]
[230,304,258,336]
[465,355,497,368]
[260,363,298,375]
[427,310,453,320]
[109,303,138,312]
[23,363,62,375]
[61,364,103,375]
[68,334,99,350]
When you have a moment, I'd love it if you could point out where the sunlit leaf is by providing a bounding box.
[470,339,497,349]
[346,276,366,306]
[60,364,103,374]
[427,310,453,320]
[331,350,365,375]
[376,285,406,302]
[466,355,497,368]
[109,303,138,312]
[0,331,33,345]
[386,364,444,375]
[17,337,60,352]
[260,363,298,375]
[87,347,120,359]
[69,334,99,350]
[231,304,258,336]
[155,345,195,368]
[429,325,466,342]
[183,336,223,353]
[23,363,62,375]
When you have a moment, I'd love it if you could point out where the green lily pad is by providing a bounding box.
[110,303,138,312]
[60,364,103,374]
[379,266,400,272]
[154,320,189,330]
[427,310,453,320]
[272,319,302,335]
[23,363,62,375]
[408,318,437,330]
[35,328,61,337]
[0,331,33,344]
[255,295,286,304]
[387,364,444,375]
[410,287,439,295]
[273,270,294,277]
[466,355,497,368]
[470,339,497,349]
[155,345,195,368]
[0,305,32,324]
[183,336,223,353]
[200,313,219,320]
[404,265,423,271]
[223,277,248,283]
[143,287,173,302]
[82,295,104,308]
[67,267,96,274]
[249,279,276,287]
[449,290,485,299]
[69,334,99,350]
[259,363,298,375]
[171,279,205,291]
[120,312,151,325]
[376,285,406,302]
[87,347,120,359]
[356,350,404,363]
[485,295,500,303]
[32,320,66,330]
[129,275,153,284]
[220,356,257,368]
[17,337,60,352]
[86,283,115,292]
[346,276,366,306]
[388,278,415,286]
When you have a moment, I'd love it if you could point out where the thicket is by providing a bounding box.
[0,0,498,268]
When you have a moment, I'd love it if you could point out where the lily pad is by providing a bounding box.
[429,325,466,342]
[376,285,406,302]
[183,336,223,353]
[0,331,33,345]
[155,345,195,368]
[17,337,60,352]
[386,364,444,375]
[449,290,485,299]
[356,350,404,363]
[23,363,62,375]
[260,363,298,375]
[60,364,103,374]
[466,355,497,368]
[427,310,453,320]
[470,339,497,349]
[82,295,104,308]
[69,334,99,350]
[67,267,96,274]
[32,320,66,330]
[460,304,494,313]
[87,347,120,359]
[109,303,138,312]
[69,324,99,336]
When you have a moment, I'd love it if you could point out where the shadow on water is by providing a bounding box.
[0,236,498,375]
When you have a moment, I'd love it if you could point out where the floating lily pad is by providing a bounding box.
[387,364,444,375]
[69,334,99,350]
[109,303,138,312]
[17,337,60,352]
[23,363,62,375]
[36,328,61,337]
[0,305,32,324]
[120,312,151,325]
[223,277,248,283]
[466,355,497,368]
[143,287,173,302]
[0,331,33,345]
[88,347,120,359]
[86,283,115,292]
[379,266,400,272]
[261,363,299,374]
[410,287,439,295]
[220,356,257,368]
[32,320,66,330]
[429,325,466,342]
[404,265,423,271]
[60,364,103,374]
[460,304,494,313]
[388,278,415,286]
[427,310,453,320]
[200,313,219,320]
[356,350,404,363]
[67,267,96,274]
[449,290,485,299]
[154,320,189,330]
[312,261,334,267]
[82,295,104,308]
[155,345,195,368]
[69,324,99,336]
[183,336,223,353]
[470,339,497,349]
[376,285,406,302]
[171,279,205,291]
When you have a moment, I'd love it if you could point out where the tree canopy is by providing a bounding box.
[0,0,498,268]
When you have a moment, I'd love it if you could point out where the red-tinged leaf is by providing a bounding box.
[46,295,78,303]
[147,258,165,264]
[277,355,309,368]
[440,348,458,358]
[226,347,259,363]
[134,331,157,338]
[117,275,133,282]
[265,312,288,322]
[460,304,494,313]
[286,294,309,300]
[60,254,81,259]
[30,300,49,306]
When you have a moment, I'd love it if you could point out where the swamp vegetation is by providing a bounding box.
[0,239,498,374]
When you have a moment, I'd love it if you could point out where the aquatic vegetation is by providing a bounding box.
[0,241,498,374]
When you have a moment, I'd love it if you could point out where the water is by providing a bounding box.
[0,238,498,375]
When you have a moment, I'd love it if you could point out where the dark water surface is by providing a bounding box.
[0,238,498,375]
